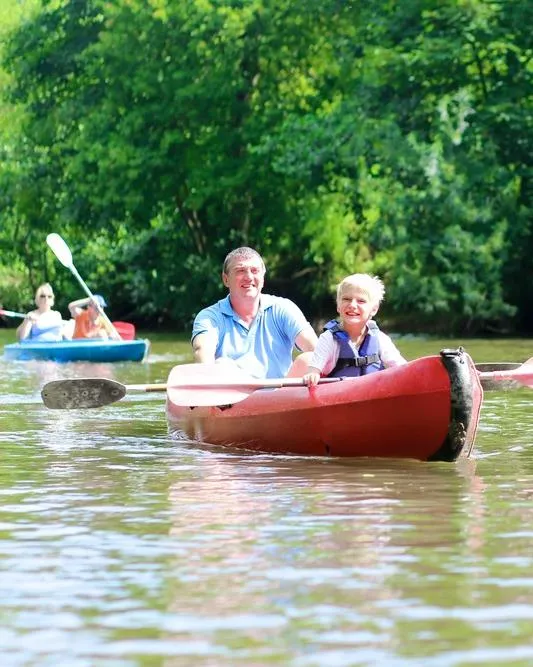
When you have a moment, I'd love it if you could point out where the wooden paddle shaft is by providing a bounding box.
[127,383,167,392]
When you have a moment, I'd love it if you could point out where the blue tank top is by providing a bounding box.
[26,320,64,342]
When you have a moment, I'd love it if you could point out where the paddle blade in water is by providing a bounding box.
[41,378,127,409]
[46,233,73,268]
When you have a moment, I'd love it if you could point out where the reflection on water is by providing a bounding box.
[0,332,533,663]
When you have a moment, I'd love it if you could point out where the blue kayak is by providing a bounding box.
[3,338,150,362]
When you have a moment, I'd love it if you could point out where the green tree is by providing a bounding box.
[0,0,530,332]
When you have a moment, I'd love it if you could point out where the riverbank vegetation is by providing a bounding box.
[0,0,531,333]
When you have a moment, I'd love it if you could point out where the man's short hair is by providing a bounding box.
[222,247,265,274]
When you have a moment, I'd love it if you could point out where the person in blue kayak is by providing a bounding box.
[68,294,110,339]
[303,273,407,386]
[16,283,65,342]
[191,247,318,379]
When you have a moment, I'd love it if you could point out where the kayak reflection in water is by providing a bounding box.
[303,273,407,386]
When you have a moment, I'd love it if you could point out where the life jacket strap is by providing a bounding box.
[336,353,380,369]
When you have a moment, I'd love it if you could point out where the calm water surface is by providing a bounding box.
[1,330,532,666]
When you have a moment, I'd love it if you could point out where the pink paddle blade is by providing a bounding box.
[478,364,533,389]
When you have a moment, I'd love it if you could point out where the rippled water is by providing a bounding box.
[1,330,532,665]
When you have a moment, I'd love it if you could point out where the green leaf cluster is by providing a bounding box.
[0,0,531,333]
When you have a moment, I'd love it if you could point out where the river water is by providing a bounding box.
[0,330,532,665]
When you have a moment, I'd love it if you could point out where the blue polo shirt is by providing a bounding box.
[192,294,312,378]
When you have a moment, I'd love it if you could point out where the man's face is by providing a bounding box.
[222,257,265,300]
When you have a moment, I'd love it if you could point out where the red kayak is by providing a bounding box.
[166,348,483,461]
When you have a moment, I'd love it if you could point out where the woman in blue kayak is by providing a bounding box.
[16,283,65,342]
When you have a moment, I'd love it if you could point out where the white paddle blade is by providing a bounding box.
[166,363,264,407]
[46,233,73,268]
[167,384,256,407]
[164,362,341,407]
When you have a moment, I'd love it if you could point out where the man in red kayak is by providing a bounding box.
[303,273,407,385]
[192,247,317,379]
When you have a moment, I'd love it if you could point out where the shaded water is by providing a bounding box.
[1,330,532,665]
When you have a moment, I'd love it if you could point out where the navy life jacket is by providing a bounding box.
[324,319,384,378]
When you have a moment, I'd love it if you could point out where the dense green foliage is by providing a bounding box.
[0,0,531,333]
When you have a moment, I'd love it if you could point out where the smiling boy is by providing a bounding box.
[303,273,407,386]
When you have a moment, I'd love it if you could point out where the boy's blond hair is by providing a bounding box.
[336,274,385,306]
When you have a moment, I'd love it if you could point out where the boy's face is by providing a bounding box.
[337,287,378,325]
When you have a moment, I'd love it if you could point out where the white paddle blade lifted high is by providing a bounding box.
[46,232,122,340]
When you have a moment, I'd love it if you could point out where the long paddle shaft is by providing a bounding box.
[41,374,341,410]
[42,357,533,410]
[0,308,27,319]
[46,233,122,340]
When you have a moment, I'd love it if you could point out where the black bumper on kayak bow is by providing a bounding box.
[429,348,480,462]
